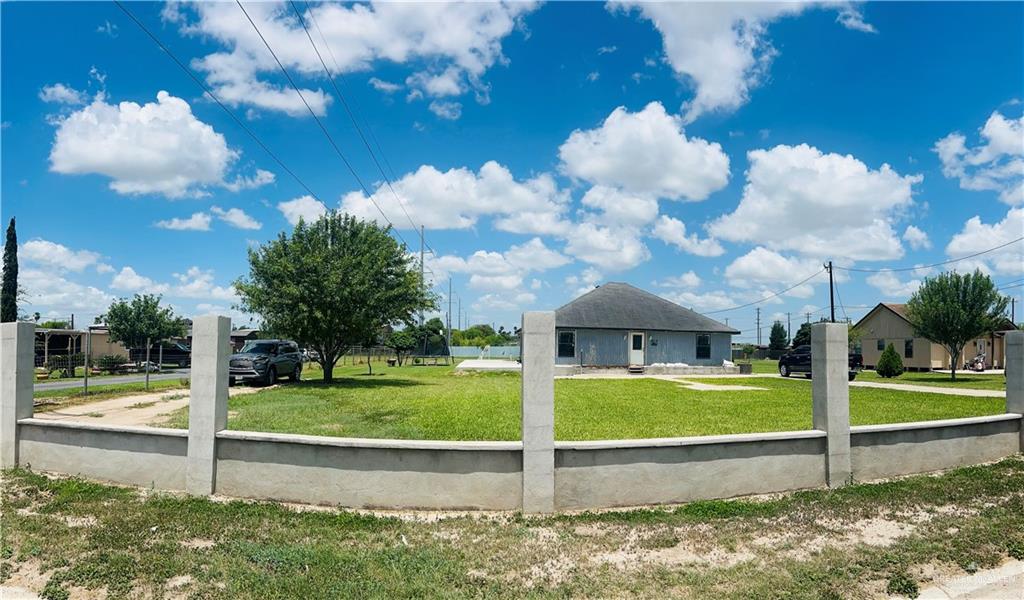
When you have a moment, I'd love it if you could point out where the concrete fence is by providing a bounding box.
[1,317,1022,512]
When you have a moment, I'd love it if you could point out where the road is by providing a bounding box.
[34,369,190,391]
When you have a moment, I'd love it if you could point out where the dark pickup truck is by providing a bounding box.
[778,345,863,381]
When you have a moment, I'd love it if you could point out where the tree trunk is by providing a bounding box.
[320,355,335,383]
[950,348,958,381]
[366,348,372,375]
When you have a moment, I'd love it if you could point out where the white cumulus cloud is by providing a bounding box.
[20,239,103,273]
[902,225,932,250]
[559,101,729,201]
[935,110,1024,205]
[278,195,328,226]
[611,2,875,122]
[39,83,87,105]
[946,208,1024,276]
[211,206,262,230]
[169,1,536,117]
[49,91,270,198]
[155,212,212,231]
[709,144,921,261]
[341,161,570,235]
[651,215,725,257]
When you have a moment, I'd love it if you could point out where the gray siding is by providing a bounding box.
[556,329,732,366]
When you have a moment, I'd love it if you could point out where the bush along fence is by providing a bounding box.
[1,318,1022,513]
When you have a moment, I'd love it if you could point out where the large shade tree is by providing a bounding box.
[235,212,433,382]
[103,294,186,362]
[905,270,1009,381]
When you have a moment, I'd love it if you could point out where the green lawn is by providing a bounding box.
[157,363,1004,441]
[856,370,1006,390]
[5,458,1024,599]
[739,358,779,374]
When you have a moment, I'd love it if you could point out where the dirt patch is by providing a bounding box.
[516,555,577,588]
[179,538,215,550]
[165,574,193,589]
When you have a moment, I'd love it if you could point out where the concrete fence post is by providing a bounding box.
[1006,330,1024,449]
[521,311,555,513]
[1,322,35,468]
[186,315,231,495]
[811,322,851,487]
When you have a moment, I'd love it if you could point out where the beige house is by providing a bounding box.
[853,303,1016,371]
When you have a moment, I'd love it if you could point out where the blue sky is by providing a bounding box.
[2,1,1022,340]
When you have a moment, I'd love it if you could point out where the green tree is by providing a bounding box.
[235,212,433,382]
[385,329,417,366]
[1,217,17,323]
[875,343,905,378]
[768,321,788,358]
[791,322,812,347]
[38,320,69,329]
[905,270,1009,381]
[104,294,186,363]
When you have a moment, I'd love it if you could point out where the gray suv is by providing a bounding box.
[229,339,302,386]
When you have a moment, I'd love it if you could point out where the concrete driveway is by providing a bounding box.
[34,369,190,391]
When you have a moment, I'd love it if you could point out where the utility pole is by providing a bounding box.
[419,225,425,328]
[786,312,791,345]
[755,307,761,346]
[825,260,836,323]
[1012,297,1016,324]
[806,312,811,324]
[447,278,453,351]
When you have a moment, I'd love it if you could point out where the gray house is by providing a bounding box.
[554,282,738,367]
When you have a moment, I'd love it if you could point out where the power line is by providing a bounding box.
[289,1,434,254]
[833,279,850,322]
[113,0,324,204]
[834,237,1024,273]
[235,0,410,249]
[705,269,826,315]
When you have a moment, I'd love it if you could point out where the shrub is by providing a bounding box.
[876,343,905,378]
[96,354,128,375]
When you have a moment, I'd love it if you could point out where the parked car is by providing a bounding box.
[229,339,302,386]
[778,345,863,381]
[129,341,191,368]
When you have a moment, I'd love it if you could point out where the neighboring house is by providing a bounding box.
[853,303,1017,370]
[554,282,738,367]
[34,326,130,366]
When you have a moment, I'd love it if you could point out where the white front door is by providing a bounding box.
[629,332,645,365]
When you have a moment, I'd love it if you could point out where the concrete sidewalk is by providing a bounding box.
[918,559,1023,599]
[34,385,264,427]
[850,380,1004,398]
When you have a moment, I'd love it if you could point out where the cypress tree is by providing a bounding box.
[1,217,17,322]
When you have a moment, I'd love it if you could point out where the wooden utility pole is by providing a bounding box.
[786,312,791,345]
[825,260,836,323]
[755,307,761,346]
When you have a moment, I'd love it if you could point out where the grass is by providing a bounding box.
[739,358,779,374]
[157,363,1004,441]
[4,457,1024,599]
[33,379,189,413]
[856,370,1006,390]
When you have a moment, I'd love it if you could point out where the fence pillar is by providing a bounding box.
[186,315,230,495]
[811,322,851,487]
[1006,331,1024,449]
[521,311,555,513]
[1,322,35,468]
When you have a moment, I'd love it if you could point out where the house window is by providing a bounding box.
[904,339,913,359]
[696,334,711,359]
[877,338,885,351]
[557,331,575,358]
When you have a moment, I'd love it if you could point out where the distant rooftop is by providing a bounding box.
[555,282,739,334]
